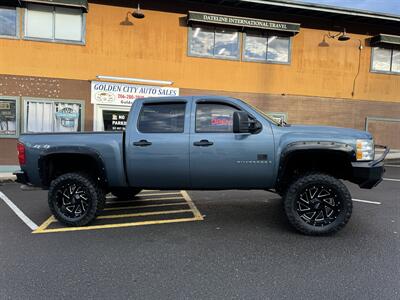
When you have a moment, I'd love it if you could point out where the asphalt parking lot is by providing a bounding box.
[0,167,399,299]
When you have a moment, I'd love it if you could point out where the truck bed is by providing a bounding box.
[19,131,127,187]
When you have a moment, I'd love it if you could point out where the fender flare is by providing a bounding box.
[276,141,355,186]
[38,146,108,187]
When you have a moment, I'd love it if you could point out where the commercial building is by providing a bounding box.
[0,0,399,170]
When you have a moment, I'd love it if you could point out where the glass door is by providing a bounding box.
[94,104,131,131]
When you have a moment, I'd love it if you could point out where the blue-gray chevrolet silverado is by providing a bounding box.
[15,96,389,235]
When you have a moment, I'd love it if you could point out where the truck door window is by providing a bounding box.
[196,102,239,133]
[138,102,186,133]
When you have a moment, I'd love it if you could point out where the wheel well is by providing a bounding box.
[276,150,353,191]
[39,153,107,188]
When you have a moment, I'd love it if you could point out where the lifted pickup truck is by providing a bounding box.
[15,96,389,235]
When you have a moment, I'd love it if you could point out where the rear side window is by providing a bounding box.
[138,102,186,133]
[196,102,239,133]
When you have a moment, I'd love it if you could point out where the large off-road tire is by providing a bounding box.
[111,189,142,200]
[48,172,105,226]
[283,173,352,235]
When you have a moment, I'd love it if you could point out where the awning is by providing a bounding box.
[22,0,88,12]
[187,11,300,34]
[370,34,400,48]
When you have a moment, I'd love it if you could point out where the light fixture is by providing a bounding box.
[338,28,350,41]
[132,3,145,19]
[96,75,173,85]
[326,28,351,41]
[320,28,351,46]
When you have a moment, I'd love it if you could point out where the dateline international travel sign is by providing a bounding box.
[188,11,300,33]
[91,81,180,106]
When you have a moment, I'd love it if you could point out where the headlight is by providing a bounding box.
[356,139,374,161]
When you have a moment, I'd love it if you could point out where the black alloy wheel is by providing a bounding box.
[284,173,352,235]
[48,173,105,226]
[55,182,90,220]
[296,185,342,227]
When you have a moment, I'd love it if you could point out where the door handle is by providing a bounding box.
[133,140,152,147]
[193,139,214,147]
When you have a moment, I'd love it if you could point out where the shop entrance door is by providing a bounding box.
[94,104,131,131]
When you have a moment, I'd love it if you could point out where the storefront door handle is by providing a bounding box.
[133,140,152,147]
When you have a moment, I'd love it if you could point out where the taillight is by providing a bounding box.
[17,142,26,165]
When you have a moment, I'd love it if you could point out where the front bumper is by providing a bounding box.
[351,145,390,189]
[13,170,29,185]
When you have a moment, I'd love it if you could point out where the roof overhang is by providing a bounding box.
[370,34,400,48]
[187,11,300,33]
[241,0,400,23]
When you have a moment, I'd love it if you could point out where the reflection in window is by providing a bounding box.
[244,32,290,63]
[138,103,186,133]
[25,3,84,42]
[196,103,239,133]
[0,6,17,37]
[189,26,240,59]
[372,47,400,74]
[392,50,400,73]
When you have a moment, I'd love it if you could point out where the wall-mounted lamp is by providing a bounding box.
[319,28,351,47]
[132,3,145,19]
[96,75,173,86]
[337,28,350,41]
[328,28,350,41]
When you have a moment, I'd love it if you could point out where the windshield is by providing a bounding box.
[236,99,281,126]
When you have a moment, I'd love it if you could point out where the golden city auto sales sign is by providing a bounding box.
[91,81,179,106]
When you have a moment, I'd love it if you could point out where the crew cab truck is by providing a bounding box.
[15,96,389,235]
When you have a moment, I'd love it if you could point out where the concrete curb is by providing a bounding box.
[0,174,16,183]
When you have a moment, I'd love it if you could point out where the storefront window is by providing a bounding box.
[244,32,291,64]
[102,110,129,131]
[189,26,240,60]
[371,47,400,74]
[24,99,84,133]
[25,4,84,43]
[0,97,18,137]
[0,6,18,37]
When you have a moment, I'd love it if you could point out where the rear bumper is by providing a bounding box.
[351,146,389,189]
[13,170,29,185]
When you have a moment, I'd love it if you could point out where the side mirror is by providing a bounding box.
[233,111,251,133]
[233,111,262,133]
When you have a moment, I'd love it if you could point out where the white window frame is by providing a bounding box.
[370,47,400,75]
[22,97,85,133]
[23,4,86,45]
[0,6,20,39]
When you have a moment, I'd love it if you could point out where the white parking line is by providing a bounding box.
[0,191,38,230]
[383,178,400,182]
[385,165,400,168]
[352,198,381,205]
